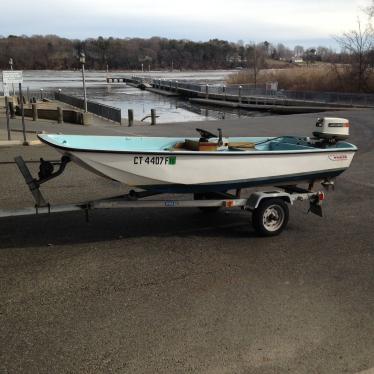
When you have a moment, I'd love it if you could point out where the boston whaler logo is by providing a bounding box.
[328,153,348,161]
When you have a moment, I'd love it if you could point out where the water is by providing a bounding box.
[66,85,269,123]
[6,70,270,122]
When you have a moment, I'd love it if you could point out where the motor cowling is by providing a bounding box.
[313,117,350,141]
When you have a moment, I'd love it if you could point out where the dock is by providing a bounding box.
[190,98,356,114]
[106,75,374,113]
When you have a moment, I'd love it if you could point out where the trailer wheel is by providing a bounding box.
[252,198,289,236]
[194,193,221,213]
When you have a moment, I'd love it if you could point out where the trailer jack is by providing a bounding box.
[14,156,70,207]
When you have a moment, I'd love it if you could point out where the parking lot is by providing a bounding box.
[0,110,373,373]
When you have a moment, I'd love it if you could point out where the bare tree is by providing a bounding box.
[304,48,317,66]
[335,19,374,91]
[275,43,292,60]
[365,0,374,17]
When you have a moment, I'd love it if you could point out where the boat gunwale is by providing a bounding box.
[37,135,358,156]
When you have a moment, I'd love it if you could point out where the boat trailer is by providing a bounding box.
[0,156,331,236]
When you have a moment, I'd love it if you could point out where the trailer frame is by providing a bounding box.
[0,156,328,236]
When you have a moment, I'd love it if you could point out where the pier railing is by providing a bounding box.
[55,92,122,123]
[277,90,374,106]
[149,78,374,107]
[152,79,203,93]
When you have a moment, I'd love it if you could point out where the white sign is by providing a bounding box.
[2,70,23,84]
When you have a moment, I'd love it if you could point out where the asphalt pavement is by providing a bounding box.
[0,109,373,373]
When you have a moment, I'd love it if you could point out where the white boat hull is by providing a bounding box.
[59,148,355,192]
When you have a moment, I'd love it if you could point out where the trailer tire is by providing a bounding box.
[252,198,289,236]
[194,193,221,213]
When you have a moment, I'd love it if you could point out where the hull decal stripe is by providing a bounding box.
[137,168,347,193]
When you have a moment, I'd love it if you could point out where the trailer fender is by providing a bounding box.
[246,191,292,211]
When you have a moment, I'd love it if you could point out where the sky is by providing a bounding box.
[0,0,371,48]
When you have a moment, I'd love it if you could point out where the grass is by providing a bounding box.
[227,65,374,93]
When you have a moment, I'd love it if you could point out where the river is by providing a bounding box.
[4,70,270,123]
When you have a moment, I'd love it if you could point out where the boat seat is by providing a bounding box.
[228,142,256,149]
[168,140,256,152]
[169,140,219,151]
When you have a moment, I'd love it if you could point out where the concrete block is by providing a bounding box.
[82,112,93,126]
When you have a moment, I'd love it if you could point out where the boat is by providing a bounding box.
[37,118,357,193]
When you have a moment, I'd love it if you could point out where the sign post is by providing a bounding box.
[2,71,26,143]
[4,96,11,141]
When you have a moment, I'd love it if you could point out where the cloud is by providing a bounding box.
[0,0,370,47]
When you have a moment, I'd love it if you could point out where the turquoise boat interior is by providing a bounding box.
[38,134,357,153]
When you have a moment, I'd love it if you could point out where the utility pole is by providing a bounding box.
[253,44,257,89]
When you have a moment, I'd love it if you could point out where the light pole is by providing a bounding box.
[253,43,257,89]
[9,57,15,96]
[80,52,88,112]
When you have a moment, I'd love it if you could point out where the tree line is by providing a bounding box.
[0,35,340,71]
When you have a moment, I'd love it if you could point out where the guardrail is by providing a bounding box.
[55,92,122,123]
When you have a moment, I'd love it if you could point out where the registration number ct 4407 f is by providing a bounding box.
[133,156,176,165]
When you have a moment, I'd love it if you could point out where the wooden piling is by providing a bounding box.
[32,103,38,121]
[151,109,156,126]
[19,83,27,144]
[57,106,63,123]
[128,109,134,127]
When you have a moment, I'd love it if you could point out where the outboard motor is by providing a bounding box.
[313,117,350,142]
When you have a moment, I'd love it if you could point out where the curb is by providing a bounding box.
[0,140,42,147]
